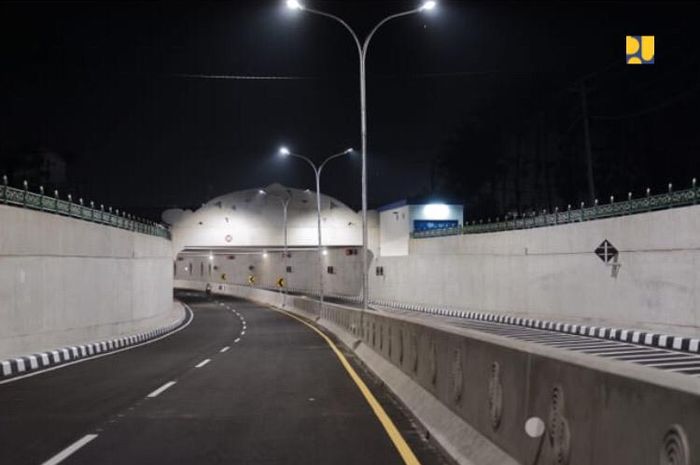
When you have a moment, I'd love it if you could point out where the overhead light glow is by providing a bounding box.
[322,249,328,256]
[209,254,214,261]
[279,146,290,156]
[286,0,304,9]
[420,1,437,11]
[259,189,266,195]
[263,252,269,258]
[423,203,450,220]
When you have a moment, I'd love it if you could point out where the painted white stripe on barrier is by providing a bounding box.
[659,335,668,347]
[52,351,60,363]
[690,339,700,352]
[41,434,98,465]
[16,359,26,373]
[41,354,50,366]
[2,361,10,376]
[644,334,654,345]
[28,356,38,370]
[673,337,683,350]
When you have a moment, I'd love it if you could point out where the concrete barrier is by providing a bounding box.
[0,205,174,360]
[191,281,700,465]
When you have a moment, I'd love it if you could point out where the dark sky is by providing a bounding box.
[1,1,698,213]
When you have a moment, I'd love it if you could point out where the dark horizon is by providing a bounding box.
[2,1,699,219]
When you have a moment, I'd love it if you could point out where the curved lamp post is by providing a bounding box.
[285,0,437,310]
[259,189,292,299]
[279,146,353,310]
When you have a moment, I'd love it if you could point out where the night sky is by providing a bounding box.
[2,1,699,217]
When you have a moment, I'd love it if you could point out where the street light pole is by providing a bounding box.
[279,147,353,312]
[286,0,437,311]
[259,189,291,300]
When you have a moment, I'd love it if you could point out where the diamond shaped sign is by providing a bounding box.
[595,240,618,263]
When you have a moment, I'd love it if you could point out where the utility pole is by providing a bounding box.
[579,80,596,203]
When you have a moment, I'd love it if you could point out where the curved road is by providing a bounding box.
[0,292,445,465]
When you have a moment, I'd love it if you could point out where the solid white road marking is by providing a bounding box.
[195,359,211,368]
[41,434,99,465]
[220,346,230,353]
[147,381,177,398]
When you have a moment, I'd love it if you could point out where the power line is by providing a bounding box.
[166,73,317,80]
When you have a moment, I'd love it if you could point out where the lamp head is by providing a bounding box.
[345,148,354,154]
[420,1,437,11]
[286,0,304,10]
[259,189,266,195]
[279,146,290,156]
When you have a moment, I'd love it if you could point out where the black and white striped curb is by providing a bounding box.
[1,310,191,380]
[370,299,700,355]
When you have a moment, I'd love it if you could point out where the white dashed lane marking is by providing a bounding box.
[41,434,99,465]
[147,381,177,398]
[220,346,230,353]
[195,359,211,368]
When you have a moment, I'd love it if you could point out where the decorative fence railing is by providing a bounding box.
[413,180,699,239]
[1,177,170,239]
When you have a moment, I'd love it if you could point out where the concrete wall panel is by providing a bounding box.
[0,205,174,359]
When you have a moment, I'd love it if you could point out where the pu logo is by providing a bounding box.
[626,36,654,64]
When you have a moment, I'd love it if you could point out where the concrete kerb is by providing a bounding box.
[0,302,190,382]
[205,283,700,465]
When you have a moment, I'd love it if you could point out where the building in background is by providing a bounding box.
[378,197,463,257]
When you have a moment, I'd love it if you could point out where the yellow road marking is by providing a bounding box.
[271,307,421,465]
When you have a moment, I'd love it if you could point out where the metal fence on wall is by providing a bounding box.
[1,177,170,239]
[413,180,699,239]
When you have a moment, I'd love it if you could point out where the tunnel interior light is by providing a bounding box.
[286,0,304,10]
[209,254,214,261]
[263,252,269,258]
[423,203,450,220]
[420,1,437,11]
[322,249,328,256]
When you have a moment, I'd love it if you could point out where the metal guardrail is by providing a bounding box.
[413,180,699,238]
[1,177,170,239]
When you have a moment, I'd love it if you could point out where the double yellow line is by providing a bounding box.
[273,307,421,465]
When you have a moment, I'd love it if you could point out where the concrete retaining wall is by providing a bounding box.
[0,205,174,359]
[371,205,700,338]
[185,280,700,465]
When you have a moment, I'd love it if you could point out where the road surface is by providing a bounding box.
[0,291,445,465]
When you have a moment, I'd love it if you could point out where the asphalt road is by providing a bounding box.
[0,292,445,465]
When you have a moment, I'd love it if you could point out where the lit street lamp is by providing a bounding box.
[279,146,353,310]
[286,0,436,310]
